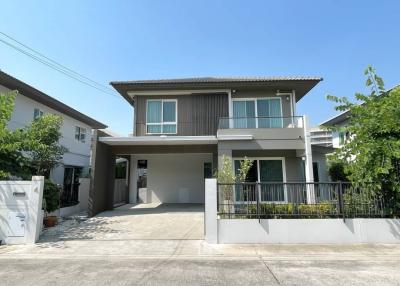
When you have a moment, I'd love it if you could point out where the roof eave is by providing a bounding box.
[110,78,323,106]
[0,71,107,129]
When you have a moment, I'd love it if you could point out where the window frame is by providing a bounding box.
[75,126,87,143]
[232,157,287,203]
[33,108,44,120]
[231,97,283,128]
[146,99,178,135]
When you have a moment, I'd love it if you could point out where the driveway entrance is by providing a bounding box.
[40,203,204,242]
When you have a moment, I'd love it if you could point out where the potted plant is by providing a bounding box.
[42,179,61,227]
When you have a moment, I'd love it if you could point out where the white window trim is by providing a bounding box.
[75,126,87,143]
[146,99,178,135]
[232,157,287,203]
[231,97,283,128]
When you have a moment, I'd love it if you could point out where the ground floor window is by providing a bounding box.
[204,162,213,179]
[233,158,286,202]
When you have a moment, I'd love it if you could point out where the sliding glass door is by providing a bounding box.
[234,158,286,202]
[259,160,285,202]
[257,98,283,128]
[232,98,282,128]
[233,100,256,128]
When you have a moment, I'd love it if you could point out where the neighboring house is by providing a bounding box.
[321,84,400,148]
[320,110,350,148]
[309,127,334,182]
[89,76,322,216]
[309,126,333,147]
[0,71,107,208]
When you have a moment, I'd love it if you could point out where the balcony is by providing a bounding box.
[217,116,306,149]
[218,116,303,130]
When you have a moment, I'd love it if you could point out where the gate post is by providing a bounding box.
[28,176,44,243]
[205,178,218,244]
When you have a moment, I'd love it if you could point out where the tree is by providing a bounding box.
[327,66,400,198]
[24,114,67,176]
[0,90,30,179]
[0,91,67,179]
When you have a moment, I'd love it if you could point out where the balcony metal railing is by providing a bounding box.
[217,182,398,219]
[218,116,303,129]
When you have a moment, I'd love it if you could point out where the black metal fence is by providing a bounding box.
[60,183,79,208]
[217,182,398,219]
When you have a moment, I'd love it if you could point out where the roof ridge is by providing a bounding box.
[110,76,323,85]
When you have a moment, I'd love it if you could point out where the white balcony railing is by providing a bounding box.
[218,116,304,129]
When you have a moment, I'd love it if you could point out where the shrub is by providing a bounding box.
[42,179,60,214]
[298,201,336,217]
[328,161,349,181]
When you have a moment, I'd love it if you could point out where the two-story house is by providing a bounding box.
[88,77,321,216]
[0,70,107,207]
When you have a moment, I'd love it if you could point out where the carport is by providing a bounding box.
[88,130,217,217]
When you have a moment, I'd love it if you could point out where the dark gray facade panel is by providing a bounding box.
[135,93,228,136]
[89,130,116,217]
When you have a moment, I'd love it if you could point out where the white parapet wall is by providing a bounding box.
[218,219,400,244]
[0,176,44,245]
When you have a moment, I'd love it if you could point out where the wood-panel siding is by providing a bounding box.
[135,93,228,136]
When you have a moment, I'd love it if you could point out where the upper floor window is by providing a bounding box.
[339,131,350,145]
[146,99,177,134]
[33,108,44,120]
[232,98,282,128]
[75,126,86,143]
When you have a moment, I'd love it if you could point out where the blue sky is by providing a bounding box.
[1,0,399,135]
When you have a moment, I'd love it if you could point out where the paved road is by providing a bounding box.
[1,241,400,286]
[1,206,400,285]
[0,256,399,285]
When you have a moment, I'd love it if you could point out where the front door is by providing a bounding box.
[61,166,82,207]
[137,160,148,203]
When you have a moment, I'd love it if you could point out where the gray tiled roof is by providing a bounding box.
[110,76,323,106]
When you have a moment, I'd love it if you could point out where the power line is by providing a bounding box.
[0,31,116,93]
[0,32,121,98]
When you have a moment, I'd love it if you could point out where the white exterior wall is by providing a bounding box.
[1,85,93,184]
[312,150,331,182]
[332,130,341,148]
[129,153,213,204]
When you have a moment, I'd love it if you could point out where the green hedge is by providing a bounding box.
[42,179,61,213]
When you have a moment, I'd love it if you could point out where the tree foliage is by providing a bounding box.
[216,155,254,184]
[0,91,67,179]
[327,66,400,195]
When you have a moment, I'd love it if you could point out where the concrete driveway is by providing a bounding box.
[40,203,204,242]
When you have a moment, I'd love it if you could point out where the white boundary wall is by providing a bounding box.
[0,176,44,244]
[205,179,400,244]
[218,219,400,244]
[49,178,90,217]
